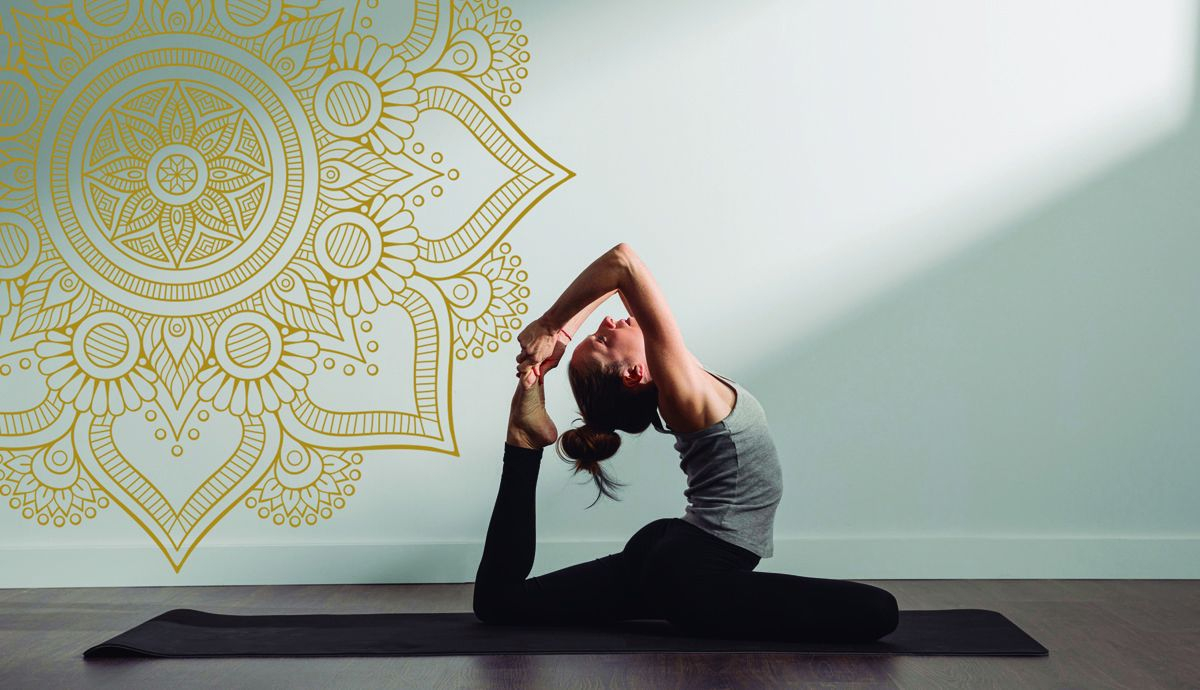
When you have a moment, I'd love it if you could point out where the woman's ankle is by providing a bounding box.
[503,439,544,461]
[505,428,540,450]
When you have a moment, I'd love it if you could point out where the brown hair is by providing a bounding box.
[555,358,668,508]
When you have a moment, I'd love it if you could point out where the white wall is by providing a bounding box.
[2,0,1197,585]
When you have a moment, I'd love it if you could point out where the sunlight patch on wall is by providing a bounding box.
[517,0,1196,357]
[755,0,1199,347]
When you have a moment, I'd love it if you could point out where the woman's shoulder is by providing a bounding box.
[661,366,739,436]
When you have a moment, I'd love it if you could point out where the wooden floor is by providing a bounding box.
[1,580,1197,689]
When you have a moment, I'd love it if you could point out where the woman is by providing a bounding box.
[473,243,899,642]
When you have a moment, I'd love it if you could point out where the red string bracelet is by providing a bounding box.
[558,328,572,341]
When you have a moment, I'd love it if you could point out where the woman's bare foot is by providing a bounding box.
[506,377,558,449]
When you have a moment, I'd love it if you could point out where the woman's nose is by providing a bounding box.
[602,315,615,328]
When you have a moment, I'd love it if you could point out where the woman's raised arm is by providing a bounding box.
[539,245,625,334]
[611,244,707,418]
[514,246,624,384]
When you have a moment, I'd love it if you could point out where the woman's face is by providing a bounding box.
[570,315,647,383]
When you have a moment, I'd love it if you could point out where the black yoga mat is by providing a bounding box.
[83,608,1047,658]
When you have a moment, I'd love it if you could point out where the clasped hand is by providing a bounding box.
[514,316,570,388]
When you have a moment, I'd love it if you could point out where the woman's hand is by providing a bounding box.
[515,357,541,389]
[516,316,559,364]
[516,342,565,388]
[515,317,570,386]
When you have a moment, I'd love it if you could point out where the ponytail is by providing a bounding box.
[557,422,625,509]
[559,357,668,507]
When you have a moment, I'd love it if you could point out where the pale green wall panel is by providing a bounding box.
[0,0,1196,585]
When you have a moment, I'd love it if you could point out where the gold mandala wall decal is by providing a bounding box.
[0,0,570,571]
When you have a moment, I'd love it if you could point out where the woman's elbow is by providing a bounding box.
[612,242,638,268]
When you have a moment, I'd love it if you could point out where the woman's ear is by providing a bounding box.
[622,363,646,388]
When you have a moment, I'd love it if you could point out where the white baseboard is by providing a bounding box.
[1,536,1197,587]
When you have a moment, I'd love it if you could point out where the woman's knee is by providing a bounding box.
[472,581,523,624]
[471,585,503,623]
[858,585,900,640]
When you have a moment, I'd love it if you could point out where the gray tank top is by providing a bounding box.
[668,370,783,558]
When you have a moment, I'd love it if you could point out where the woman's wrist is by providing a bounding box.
[535,313,571,340]
[539,310,563,333]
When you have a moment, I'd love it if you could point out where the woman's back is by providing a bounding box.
[667,370,784,559]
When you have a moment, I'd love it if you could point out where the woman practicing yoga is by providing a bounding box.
[472,243,900,642]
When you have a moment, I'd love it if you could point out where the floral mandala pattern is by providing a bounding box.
[0,0,570,570]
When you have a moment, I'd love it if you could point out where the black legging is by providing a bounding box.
[473,442,900,642]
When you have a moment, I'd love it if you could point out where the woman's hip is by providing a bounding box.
[622,517,760,570]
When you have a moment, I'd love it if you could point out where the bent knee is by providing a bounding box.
[472,597,498,624]
[472,585,515,625]
[473,600,522,625]
[862,588,900,640]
